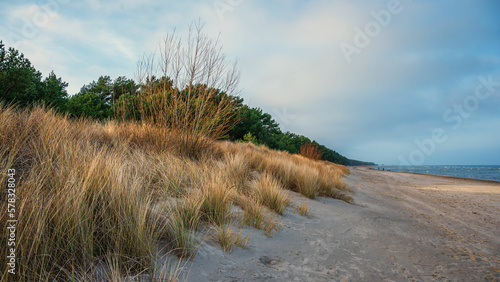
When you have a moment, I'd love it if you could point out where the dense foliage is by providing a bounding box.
[0,41,68,110]
[0,41,374,165]
[227,105,351,164]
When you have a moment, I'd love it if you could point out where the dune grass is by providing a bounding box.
[212,224,250,254]
[299,142,322,160]
[234,194,281,238]
[252,173,290,215]
[296,203,312,218]
[217,141,351,201]
[0,105,351,281]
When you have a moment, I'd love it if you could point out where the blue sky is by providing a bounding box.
[1,0,499,165]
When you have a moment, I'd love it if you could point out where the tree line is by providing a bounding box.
[0,40,374,165]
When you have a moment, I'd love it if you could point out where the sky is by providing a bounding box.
[1,0,499,165]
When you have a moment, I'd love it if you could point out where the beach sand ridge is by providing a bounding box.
[184,167,500,281]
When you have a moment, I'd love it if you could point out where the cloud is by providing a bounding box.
[1,0,498,164]
[198,0,500,165]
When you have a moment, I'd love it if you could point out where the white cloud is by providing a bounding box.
[1,0,499,164]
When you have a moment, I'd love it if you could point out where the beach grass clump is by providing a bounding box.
[242,204,267,230]
[227,143,351,201]
[235,195,266,228]
[293,165,320,199]
[199,172,234,226]
[212,224,250,253]
[233,194,280,237]
[215,141,352,202]
[261,216,281,238]
[325,188,354,203]
[176,193,204,231]
[0,105,351,280]
[296,203,312,218]
[299,142,322,160]
[333,162,351,176]
[313,163,353,202]
[160,193,203,257]
[223,152,252,191]
[147,255,183,282]
[0,107,164,280]
[265,158,296,189]
[252,173,290,215]
[153,156,192,197]
[165,215,199,258]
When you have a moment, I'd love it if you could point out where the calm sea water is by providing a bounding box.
[371,165,500,182]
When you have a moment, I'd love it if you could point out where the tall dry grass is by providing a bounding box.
[115,21,242,154]
[0,105,351,280]
[0,106,172,281]
[251,173,290,215]
[299,142,322,161]
[215,142,352,202]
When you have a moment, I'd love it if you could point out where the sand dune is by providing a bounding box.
[184,167,500,281]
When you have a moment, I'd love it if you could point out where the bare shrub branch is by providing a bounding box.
[118,20,241,141]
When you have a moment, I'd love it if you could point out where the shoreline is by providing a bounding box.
[185,166,500,281]
[367,166,500,184]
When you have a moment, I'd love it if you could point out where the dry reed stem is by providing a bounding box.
[0,105,351,280]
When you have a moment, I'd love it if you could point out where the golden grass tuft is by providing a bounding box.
[294,165,320,199]
[165,216,199,258]
[252,173,290,215]
[234,195,280,237]
[161,193,203,258]
[212,224,250,253]
[217,141,351,201]
[296,203,312,218]
[199,172,234,226]
[299,142,322,160]
[0,105,351,280]
[1,107,164,280]
[223,152,252,191]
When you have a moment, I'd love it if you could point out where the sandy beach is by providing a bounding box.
[183,167,500,281]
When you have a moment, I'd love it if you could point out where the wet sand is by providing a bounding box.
[183,167,500,281]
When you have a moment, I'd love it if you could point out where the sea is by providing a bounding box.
[371,165,500,182]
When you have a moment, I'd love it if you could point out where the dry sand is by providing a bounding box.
[181,167,500,281]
